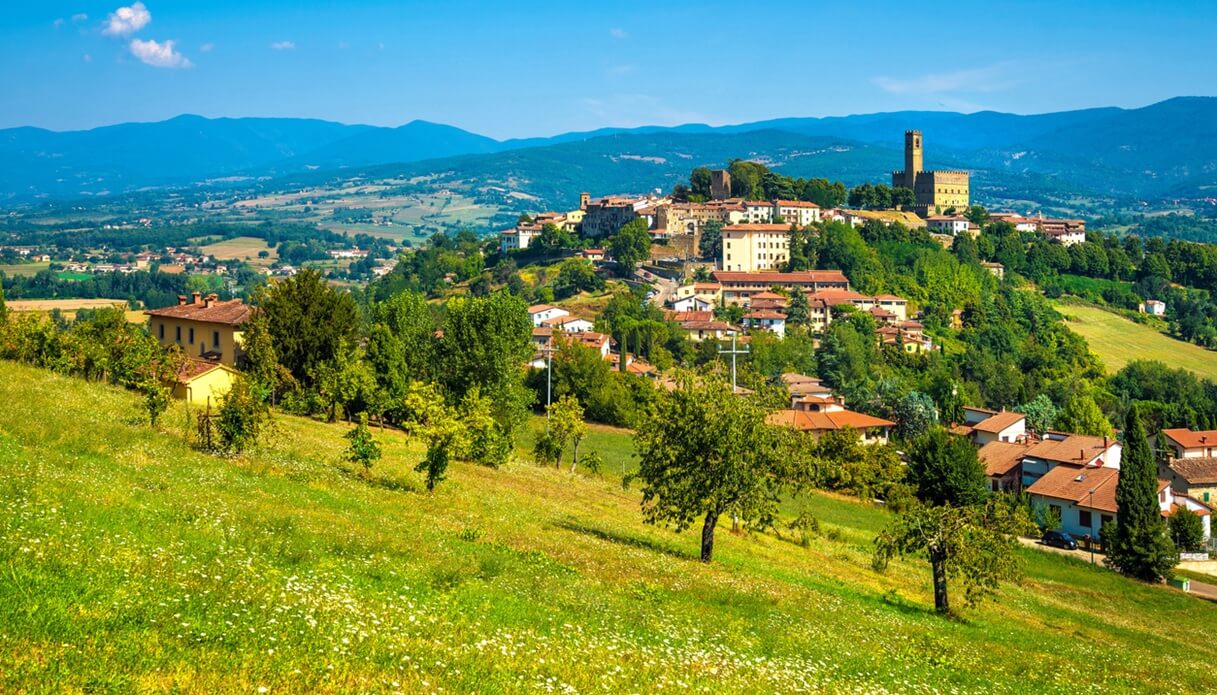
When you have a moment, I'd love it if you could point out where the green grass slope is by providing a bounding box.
[1,361,1215,692]
[1055,302,1217,380]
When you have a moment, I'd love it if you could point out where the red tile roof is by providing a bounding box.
[147,298,250,326]
[978,440,1033,477]
[768,409,894,432]
[1168,457,1217,485]
[973,411,1026,434]
[1025,435,1116,466]
[1160,428,1217,450]
[714,270,849,284]
[1026,465,1121,513]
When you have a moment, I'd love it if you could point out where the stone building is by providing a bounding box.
[891,130,970,217]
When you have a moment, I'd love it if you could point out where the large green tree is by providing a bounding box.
[634,373,783,562]
[1107,406,1177,581]
[438,292,534,433]
[907,428,990,507]
[258,269,358,386]
[609,218,652,276]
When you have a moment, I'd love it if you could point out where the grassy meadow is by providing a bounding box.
[2,360,1216,692]
[0,261,51,277]
[1055,302,1217,380]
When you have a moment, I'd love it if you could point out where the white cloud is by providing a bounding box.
[72,13,89,23]
[103,2,151,37]
[53,18,65,30]
[199,42,214,53]
[609,27,628,40]
[872,63,1016,95]
[270,40,296,51]
[129,38,192,68]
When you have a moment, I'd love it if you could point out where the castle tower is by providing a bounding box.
[903,130,923,189]
[579,192,590,211]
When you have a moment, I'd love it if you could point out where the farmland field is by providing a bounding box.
[6,298,127,312]
[200,236,276,264]
[0,261,50,277]
[2,360,1215,692]
[1054,301,1217,380]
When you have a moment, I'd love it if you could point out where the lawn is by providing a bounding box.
[1,360,1215,692]
[1054,301,1217,380]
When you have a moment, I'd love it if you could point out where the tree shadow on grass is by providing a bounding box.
[555,517,696,561]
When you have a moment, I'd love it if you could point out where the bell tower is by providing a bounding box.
[903,130,923,189]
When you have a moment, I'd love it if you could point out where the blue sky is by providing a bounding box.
[2,1,1215,138]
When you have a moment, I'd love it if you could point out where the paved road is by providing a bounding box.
[636,269,678,308]
[1019,537,1217,600]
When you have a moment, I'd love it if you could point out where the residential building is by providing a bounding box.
[1157,428,1217,459]
[768,396,895,445]
[1160,457,1217,506]
[926,215,971,236]
[741,200,775,224]
[774,199,822,226]
[500,223,542,253]
[1019,433,1122,489]
[781,373,834,400]
[671,295,715,312]
[1040,219,1087,246]
[713,270,849,306]
[1026,465,1211,542]
[579,248,605,262]
[528,304,570,327]
[721,223,790,272]
[173,359,239,406]
[955,409,1027,445]
[988,213,1040,233]
[981,261,1005,278]
[979,440,1034,492]
[541,315,595,333]
[805,290,909,322]
[580,193,656,238]
[1142,299,1166,316]
[146,293,250,365]
[743,309,786,338]
[890,130,970,217]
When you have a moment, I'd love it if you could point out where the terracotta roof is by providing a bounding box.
[745,310,786,320]
[774,199,820,208]
[176,358,232,383]
[973,411,1026,434]
[681,320,738,332]
[668,310,714,322]
[714,270,849,284]
[527,304,557,313]
[147,298,250,326]
[724,223,790,232]
[1160,428,1217,450]
[978,440,1033,477]
[768,409,895,432]
[1026,465,1120,513]
[781,373,822,386]
[692,282,722,290]
[1025,434,1116,466]
[750,291,785,300]
[1168,457,1217,485]
[542,315,592,328]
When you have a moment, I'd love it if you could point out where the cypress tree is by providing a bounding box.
[1107,406,1176,581]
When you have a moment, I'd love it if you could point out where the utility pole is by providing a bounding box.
[542,342,557,432]
[718,332,749,393]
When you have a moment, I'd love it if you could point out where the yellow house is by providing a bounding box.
[147,292,250,366]
[174,359,240,407]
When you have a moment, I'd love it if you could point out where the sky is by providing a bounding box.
[2,0,1216,138]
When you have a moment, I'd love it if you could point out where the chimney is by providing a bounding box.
[1080,448,1085,462]
[1104,436,1109,449]
[177,294,187,306]
[204,293,218,308]
[192,291,202,305]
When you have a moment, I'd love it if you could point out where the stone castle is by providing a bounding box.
[891,130,969,217]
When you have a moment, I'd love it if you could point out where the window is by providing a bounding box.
[175,326,181,342]
[1079,510,1093,528]
[213,331,220,348]
[188,327,194,344]
[158,323,164,340]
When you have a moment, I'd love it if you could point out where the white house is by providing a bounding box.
[1156,428,1217,459]
[1027,465,1212,542]
[500,224,542,253]
[774,199,821,226]
[1020,433,1122,489]
[671,295,715,312]
[527,304,569,328]
[743,309,787,338]
[967,410,1027,446]
[926,215,971,236]
[1142,299,1166,317]
[741,200,775,224]
[542,315,595,333]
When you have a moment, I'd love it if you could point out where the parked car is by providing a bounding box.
[1042,530,1078,550]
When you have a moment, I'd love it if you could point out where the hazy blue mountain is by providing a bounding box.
[1,97,1215,204]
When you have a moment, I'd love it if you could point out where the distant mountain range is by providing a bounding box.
[2,97,1216,209]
